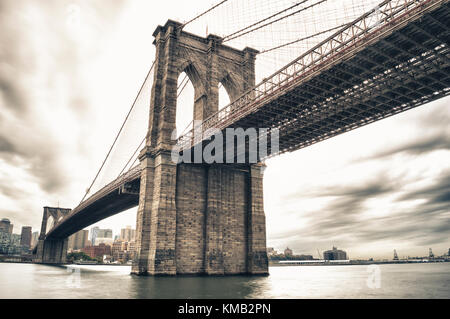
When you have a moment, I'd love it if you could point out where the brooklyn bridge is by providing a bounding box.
[33,0,450,276]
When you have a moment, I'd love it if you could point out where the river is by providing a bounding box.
[0,262,448,298]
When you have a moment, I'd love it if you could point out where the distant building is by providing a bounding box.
[20,226,32,248]
[68,229,89,251]
[296,255,313,260]
[95,237,114,246]
[31,231,39,247]
[284,247,293,257]
[0,231,22,255]
[98,229,112,238]
[120,226,136,242]
[81,243,111,259]
[90,227,99,246]
[323,247,347,260]
[90,227,112,246]
[0,218,13,234]
[267,247,276,256]
[111,240,136,264]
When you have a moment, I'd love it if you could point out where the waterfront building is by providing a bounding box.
[111,240,136,263]
[296,254,314,260]
[0,231,22,255]
[81,243,111,259]
[284,247,293,257]
[323,246,347,260]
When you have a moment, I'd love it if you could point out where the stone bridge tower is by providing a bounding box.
[34,207,71,264]
[131,20,268,275]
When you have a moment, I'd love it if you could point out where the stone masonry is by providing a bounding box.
[34,207,71,264]
[131,20,268,275]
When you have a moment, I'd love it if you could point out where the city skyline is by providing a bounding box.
[0,0,449,261]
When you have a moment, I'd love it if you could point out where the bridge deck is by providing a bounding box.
[178,0,450,158]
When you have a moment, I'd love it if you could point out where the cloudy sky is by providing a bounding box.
[0,0,448,259]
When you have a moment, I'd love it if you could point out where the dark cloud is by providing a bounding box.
[275,170,450,256]
[0,135,16,154]
[361,134,450,161]
[399,172,450,205]
[0,0,128,195]
[0,79,27,112]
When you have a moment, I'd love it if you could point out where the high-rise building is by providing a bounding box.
[120,226,136,242]
[0,218,13,234]
[20,226,32,248]
[90,227,99,246]
[323,246,347,260]
[91,227,112,245]
[95,237,114,246]
[68,229,89,251]
[31,231,39,247]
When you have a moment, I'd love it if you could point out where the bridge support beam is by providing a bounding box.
[132,156,268,275]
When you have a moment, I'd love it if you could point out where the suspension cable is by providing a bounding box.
[180,0,229,29]
[177,78,190,97]
[223,0,310,41]
[79,61,155,204]
[116,136,146,178]
[259,23,347,55]
[178,74,188,90]
[223,0,327,43]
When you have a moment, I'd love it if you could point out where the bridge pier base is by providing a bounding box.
[34,238,68,264]
[132,151,268,276]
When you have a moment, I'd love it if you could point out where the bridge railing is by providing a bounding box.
[176,0,445,151]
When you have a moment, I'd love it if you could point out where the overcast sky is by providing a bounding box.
[0,0,448,259]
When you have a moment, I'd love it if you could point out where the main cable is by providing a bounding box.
[79,61,155,204]
[223,0,327,43]
[223,0,310,41]
[180,0,229,29]
[259,23,347,55]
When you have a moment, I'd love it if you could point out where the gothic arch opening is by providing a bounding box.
[176,71,195,139]
[218,83,230,112]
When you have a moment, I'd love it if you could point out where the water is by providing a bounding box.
[0,263,448,298]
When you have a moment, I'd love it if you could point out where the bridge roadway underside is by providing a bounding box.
[46,184,140,240]
[230,3,450,156]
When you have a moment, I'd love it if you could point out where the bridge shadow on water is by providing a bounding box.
[128,274,269,299]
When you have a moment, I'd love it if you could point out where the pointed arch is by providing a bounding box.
[219,73,241,103]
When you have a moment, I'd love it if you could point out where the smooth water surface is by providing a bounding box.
[0,263,448,298]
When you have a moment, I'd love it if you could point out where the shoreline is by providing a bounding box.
[269,260,450,266]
